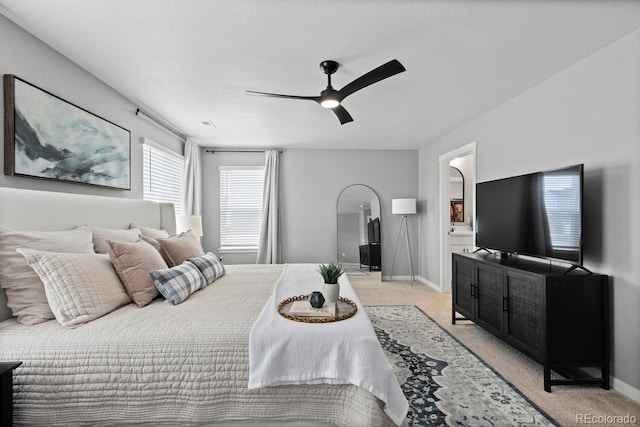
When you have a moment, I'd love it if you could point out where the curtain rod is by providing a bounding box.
[205,149,283,154]
[136,108,188,142]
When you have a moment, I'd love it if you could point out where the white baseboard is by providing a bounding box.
[416,276,442,292]
[611,376,640,402]
[382,275,442,291]
[580,369,640,402]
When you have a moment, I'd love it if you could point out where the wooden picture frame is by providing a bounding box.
[3,74,131,190]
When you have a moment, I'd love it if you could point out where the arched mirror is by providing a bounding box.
[337,184,382,279]
[450,166,464,223]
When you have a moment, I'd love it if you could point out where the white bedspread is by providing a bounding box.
[0,264,397,427]
[249,264,408,426]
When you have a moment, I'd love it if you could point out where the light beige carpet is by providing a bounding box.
[350,275,640,427]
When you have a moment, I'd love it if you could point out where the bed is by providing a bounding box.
[0,187,406,427]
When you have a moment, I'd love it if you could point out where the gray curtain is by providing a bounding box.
[256,150,280,264]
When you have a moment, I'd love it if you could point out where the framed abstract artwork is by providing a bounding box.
[3,75,131,190]
[450,199,464,223]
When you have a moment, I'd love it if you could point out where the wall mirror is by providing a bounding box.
[337,184,382,279]
[450,166,464,223]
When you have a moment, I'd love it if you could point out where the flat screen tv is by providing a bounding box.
[476,164,583,266]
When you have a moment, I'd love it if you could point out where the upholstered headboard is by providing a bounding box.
[0,187,176,321]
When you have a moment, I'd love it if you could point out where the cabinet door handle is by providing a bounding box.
[503,296,508,312]
[470,284,477,298]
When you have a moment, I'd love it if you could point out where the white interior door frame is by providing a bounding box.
[438,141,477,293]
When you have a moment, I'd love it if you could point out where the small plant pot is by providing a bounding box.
[322,282,340,304]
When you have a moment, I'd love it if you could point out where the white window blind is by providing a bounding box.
[143,141,185,216]
[219,166,264,251]
[543,173,581,250]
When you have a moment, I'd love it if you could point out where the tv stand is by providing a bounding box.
[359,244,381,272]
[562,264,593,275]
[452,252,609,392]
[472,247,491,254]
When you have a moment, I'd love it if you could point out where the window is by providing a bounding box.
[142,140,185,216]
[219,166,265,252]
[543,173,581,250]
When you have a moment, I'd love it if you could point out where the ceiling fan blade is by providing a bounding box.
[246,90,319,101]
[336,59,406,101]
[332,105,353,125]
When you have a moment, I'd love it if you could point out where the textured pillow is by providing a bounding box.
[107,239,167,307]
[129,224,170,239]
[139,235,163,252]
[84,226,141,254]
[156,230,204,267]
[187,253,225,285]
[149,261,207,305]
[18,249,131,328]
[0,227,94,325]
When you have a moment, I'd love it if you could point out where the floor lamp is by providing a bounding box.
[391,198,416,282]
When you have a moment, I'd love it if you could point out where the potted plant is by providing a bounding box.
[318,262,344,304]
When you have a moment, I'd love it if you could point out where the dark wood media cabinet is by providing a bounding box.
[451,252,609,392]
[359,243,381,272]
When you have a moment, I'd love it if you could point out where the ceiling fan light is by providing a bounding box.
[320,99,340,109]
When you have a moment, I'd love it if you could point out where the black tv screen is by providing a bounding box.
[476,164,583,265]
[368,217,380,244]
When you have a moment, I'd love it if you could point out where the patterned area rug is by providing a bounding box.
[367,305,557,427]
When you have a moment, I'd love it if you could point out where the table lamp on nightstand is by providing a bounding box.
[176,215,203,237]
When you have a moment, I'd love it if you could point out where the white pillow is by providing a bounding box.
[18,249,131,328]
[0,227,94,325]
[129,224,170,239]
[82,226,141,254]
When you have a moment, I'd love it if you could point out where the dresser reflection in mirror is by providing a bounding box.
[337,184,382,278]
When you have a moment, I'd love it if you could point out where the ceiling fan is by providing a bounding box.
[247,59,406,124]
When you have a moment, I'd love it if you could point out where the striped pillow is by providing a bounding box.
[187,253,225,285]
[149,261,207,305]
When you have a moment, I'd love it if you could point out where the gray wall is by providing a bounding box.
[280,149,418,276]
[418,28,640,397]
[0,15,183,197]
[201,149,419,275]
[337,213,360,264]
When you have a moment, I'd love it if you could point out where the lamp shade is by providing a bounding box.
[392,198,416,215]
[176,215,203,237]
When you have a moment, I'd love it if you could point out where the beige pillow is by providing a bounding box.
[129,224,170,239]
[139,235,163,252]
[156,231,204,267]
[83,226,141,254]
[18,249,131,328]
[107,239,167,307]
[0,227,94,325]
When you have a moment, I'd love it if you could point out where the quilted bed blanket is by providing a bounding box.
[0,264,395,427]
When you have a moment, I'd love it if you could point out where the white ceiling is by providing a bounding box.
[2,0,640,150]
